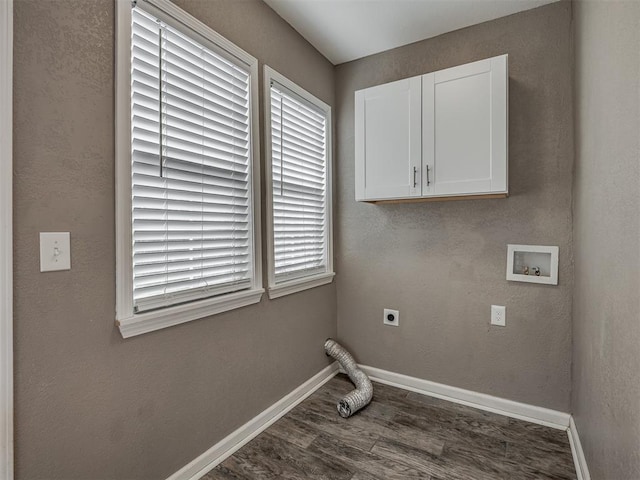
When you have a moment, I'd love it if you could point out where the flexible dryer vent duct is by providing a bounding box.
[324,338,373,418]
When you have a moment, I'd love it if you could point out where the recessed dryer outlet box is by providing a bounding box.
[507,244,559,285]
[383,309,399,327]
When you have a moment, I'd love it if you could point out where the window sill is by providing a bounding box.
[267,273,335,300]
[117,288,264,338]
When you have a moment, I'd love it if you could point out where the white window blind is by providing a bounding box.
[131,6,254,313]
[270,82,329,283]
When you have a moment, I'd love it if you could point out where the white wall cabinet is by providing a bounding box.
[355,54,508,202]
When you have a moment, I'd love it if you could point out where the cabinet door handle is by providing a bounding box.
[426,165,431,186]
[413,166,418,188]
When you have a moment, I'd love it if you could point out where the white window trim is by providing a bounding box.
[263,66,334,300]
[115,0,263,338]
[0,0,13,477]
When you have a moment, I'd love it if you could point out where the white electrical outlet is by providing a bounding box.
[383,308,399,327]
[491,305,506,326]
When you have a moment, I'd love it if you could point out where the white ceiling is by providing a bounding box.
[264,0,559,65]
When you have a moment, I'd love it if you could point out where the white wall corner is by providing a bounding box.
[0,0,14,479]
[568,416,591,480]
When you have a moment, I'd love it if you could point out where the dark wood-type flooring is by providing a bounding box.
[201,374,577,479]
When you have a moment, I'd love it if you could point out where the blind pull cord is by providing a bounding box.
[279,93,284,198]
[158,20,165,178]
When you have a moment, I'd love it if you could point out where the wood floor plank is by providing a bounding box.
[201,375,578,480]
[372,437,505,480]
[307,434,432,480]
[405,391,511,425]
[199,462,251,480]
[506,417,572,447]
[389,392,571,457]
[370,438,453,479]
[349,473,383,480]
[505,436,577,480]
[350,409,445,456]
[267,415,320,449]
[231,432,353,480]
[215,452,299,480]
[439,437,517,480]
[358,400,398,421]
[392,409,509,457]
[201,458,257,480]
[286,401,380,451]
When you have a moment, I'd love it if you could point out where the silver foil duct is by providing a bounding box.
[324,338,373,418]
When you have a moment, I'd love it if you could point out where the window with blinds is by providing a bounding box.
[268,76,331,287]
[130,5,255,313]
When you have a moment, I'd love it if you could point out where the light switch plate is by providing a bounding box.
[40,232,71,272]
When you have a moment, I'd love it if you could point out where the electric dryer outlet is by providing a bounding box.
[383,309,399,327]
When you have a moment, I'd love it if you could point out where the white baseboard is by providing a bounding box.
[167,362,339,480]
[358,365,571,430]
[568,416,591,480]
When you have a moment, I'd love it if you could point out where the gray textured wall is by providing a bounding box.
[12,0,335,478]
[572,1,640,478]
[335,1,574,411]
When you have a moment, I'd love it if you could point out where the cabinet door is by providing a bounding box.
[423,55,508,197]
[355,77,422,201]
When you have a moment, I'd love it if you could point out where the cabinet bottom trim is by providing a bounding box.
[367,193,508,204]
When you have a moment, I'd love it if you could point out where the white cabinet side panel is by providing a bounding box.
[490,55,508,193]
[355,90,366,200]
